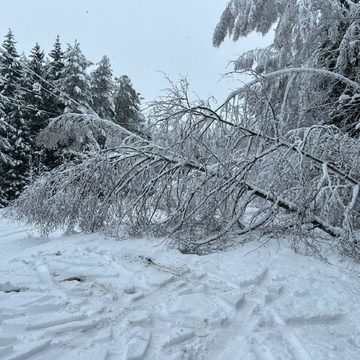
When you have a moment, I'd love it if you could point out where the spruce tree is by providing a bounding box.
[0,29,22,107]
[60,40,92,113]
[90,55,115,119]
[5,90,32,202]
[22,43,52,175]
[0,30,31,205]
[213,0,360,135]
[0,117,14,207]
[47,35,65,82]
[8,56,32,198]
[113,75,143,133]
[46,36,65,116]
[32,37,68,171]
[24,43,48,135]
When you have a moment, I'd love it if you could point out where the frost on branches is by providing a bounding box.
[90,55,115,120]
[9,77,360,259]
[60,40,93,114]
[0,30,145,205]
[5,3,360,260]
[214,0,360,135]
[36,113,137,153]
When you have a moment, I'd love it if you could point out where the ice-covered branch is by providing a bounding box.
[8,78,360,256]
[226,68,360,103]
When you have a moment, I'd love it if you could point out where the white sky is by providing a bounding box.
[0,0,273,103]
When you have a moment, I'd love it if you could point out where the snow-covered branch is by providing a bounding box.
[226,67,360,103]
[8,79,360,255]
[36,113,142,152]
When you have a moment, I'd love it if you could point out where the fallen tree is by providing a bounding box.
[7,74,360,258]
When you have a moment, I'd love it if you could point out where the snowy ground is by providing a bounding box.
[1,215,360,359]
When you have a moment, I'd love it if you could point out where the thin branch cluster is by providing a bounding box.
[9,76,360,257]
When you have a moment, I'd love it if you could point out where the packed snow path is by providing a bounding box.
[1,216,360,359]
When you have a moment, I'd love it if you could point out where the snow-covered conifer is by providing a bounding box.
[0,29,22,106]
[0,30,32,205]
[23,43,48,136]
[47,35,65,82]
[90,55,115,119]
[60,40,92,113]
[214,0,360,134]
[113,75,143,134]
[0,117,15,207]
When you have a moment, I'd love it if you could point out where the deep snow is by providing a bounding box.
[1,215,360,359]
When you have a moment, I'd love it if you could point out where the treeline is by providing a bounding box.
[0,30,143,207]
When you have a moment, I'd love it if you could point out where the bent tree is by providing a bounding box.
[9,74,360,257]
[8,1,360,259]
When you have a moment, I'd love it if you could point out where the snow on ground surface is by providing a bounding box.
[1,214,360,360]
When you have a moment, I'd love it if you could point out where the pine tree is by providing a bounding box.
[113,75,143,133]
[90,55,115,119]
[60,40,92,113]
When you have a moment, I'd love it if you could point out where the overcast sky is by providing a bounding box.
[0,0,273,103]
